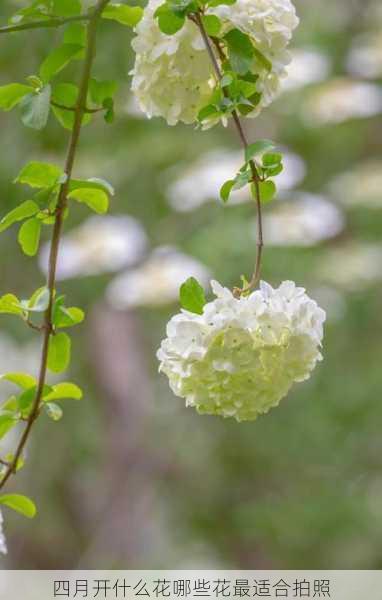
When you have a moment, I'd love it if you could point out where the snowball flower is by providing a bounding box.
[131,0,299,125]
[0,510,7,555]
[157,280,325,421]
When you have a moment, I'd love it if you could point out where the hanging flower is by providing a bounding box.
[130,0,214,125]
[131,0,299,125]
[0,510,7,555]
[157,280,325,421]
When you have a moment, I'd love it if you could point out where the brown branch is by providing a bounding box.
[0,14,90,35]
[0,0,111,491]
[51,101,103,114]
[193,12,264,296]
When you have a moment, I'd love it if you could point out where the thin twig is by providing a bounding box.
[51,100,103,114]
[194,12,264,296]
[0,14,90,35]
[0,0,111,491]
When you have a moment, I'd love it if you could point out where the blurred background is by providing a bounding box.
[0,0,382,569]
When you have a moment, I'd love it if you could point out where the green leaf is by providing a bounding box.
[52,83,91,130]
[0,200,39,233]
[18,218,41,256]
[224,29,254,75]
[254,180,277,204]
[102,3,143,26]
[17,385,52,413]
[43,382,83,402]
[197,103,220,122]
[89,79,118,105]
[40,44,83,83]
[45,402,63,421]
[179,277,206,315]
[20,85,51,130]
[47,332,71,374]
[201,14,221,36]
[0,373,36,390]
[220,179,235,203]
[0,494,37,518]
[262,152,282,167]
[0,294,23,316]
[245,139,275,163]
[63,23,87,46]
[69,177,114,196]
[28,287,50,312]
[54,306,85,328]
[53,0,81,17]
[0,415,17,440]
[155,6,185,34]
[68,187,109,214]
[0,84,34,111]
[16,161,64,189]
[2,397,18,412]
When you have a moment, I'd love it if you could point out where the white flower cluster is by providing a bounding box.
[157,280,325,421]
[131,0,299,126]
[0,510,7,555]
[131,0,214,125]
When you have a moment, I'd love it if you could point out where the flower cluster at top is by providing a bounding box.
[157,280,325,421]
[131,0,299,126]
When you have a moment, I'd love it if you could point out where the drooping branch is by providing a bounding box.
[0,14,90,35]
[0,0,111,491]
[193,12,264,296]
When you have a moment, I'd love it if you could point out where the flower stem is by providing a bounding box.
[0,0,111,491]
[193,12,264,296]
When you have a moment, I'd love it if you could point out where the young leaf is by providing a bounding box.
[68,187,109,214]
[52,83,91,130]
[45,402,63,421]
[155,6,185,35]
[201,15,221,36]
[17,385,51,413]
[224,29,254,75]
[0,494,37,518]
[89,79,117,105]
[20,85,51,130]
[0,200,39,233]
[208,0,236,6]
[47,332,71,374]
[16,161,63,189]
[102,4,143,26]
[0,372,37,390]
[40,44,83,83]
[43,382,83,402]
[180,277,206,315]
[0,83,34,111]
[70,177,114,196]
[28,287,50,312]
[18,218,41,256]
[245,139,275,163]
[0,294,23,316]
[254,180,277,204]
[64,23,87,46]
[0,415,18,440]
[220,179,235,203]
[54,306,85,328]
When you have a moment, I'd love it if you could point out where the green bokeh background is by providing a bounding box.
[0,0,382,569]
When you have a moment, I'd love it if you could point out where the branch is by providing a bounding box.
[0,0,111,491]
[193,12,264,296]
[0,14,90,35]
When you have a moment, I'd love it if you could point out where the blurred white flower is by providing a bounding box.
[346,33,382,80]
[260,193,345,246]
[0,511,6,555]
[158,279,325,421]
[106,246,211,308]
[131,0,299,126]
[317,242,382,291]
[167,149,305,212]
[329,160,382,209]
[281,48,330,91]
[303,78,382,125]
[39,216,147,280]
